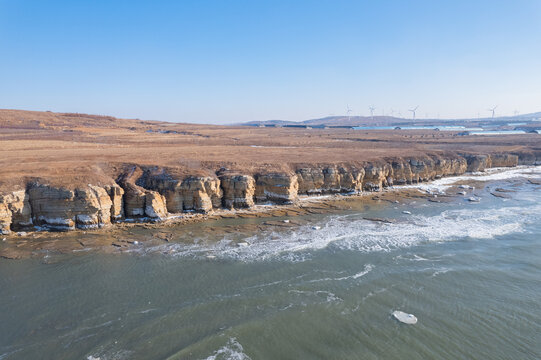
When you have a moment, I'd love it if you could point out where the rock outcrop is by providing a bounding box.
[105,185,124,221]
[491,154,519,168]
[0,190,33,232]
[220,175,256,209]
[117,167,168,219]
[255,173,298,204]
[463,154,492,172]
[296,167,365,194]
[515,151,541,165]
[362,163,392,191]
[143,170,222,213]
[27,184,114,230]
[433,157,468,178]
[391,160,414,185]
[0,202,11,235]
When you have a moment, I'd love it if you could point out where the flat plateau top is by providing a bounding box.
[0,109,539,189]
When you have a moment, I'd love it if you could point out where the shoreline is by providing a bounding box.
[1,165,539,260]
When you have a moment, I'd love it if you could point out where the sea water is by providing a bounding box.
[1,168,540,359]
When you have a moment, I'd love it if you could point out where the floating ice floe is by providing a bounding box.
[392,310,417,324]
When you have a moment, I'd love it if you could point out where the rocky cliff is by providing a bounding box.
[296,166,365,194]
[0,151,539,234]
[219,174,256,209]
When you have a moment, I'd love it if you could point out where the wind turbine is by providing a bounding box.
[346,105,352,122]
[488,105,498,119]
[369,106,376,121]
[390,108,395,117]
[408,105,419,120]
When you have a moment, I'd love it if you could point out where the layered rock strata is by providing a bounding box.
[296,167,365,194]
[117,167,168,219]
[219,175,256,209]
[26,184,122,231]
[142,169,222,213]
[0,152,539,234]
[254,173,299,204]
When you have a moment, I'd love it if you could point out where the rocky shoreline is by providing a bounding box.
[1,152,539,236]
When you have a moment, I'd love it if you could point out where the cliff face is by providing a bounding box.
[463,154,520,172]
[296,167,365,194]
[491,154,519,168]
[0,190,32,233]
[25,184,119,231]
[515,152,541,165]
[106,185,124,221]
[363,164,392,191]
[0,152,538,234]
[220,175,256,209]
[117,167,168,219]
[143,170,223,213]
[255,173,299,204]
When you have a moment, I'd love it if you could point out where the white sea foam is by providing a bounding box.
[204,338,251,360]
[402,166,541,193]
[135,199,539,263]
[307,264,374,283]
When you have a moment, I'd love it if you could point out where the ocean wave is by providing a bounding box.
[203,338,251,360]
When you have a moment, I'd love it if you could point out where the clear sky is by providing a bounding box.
[1,0,540,124]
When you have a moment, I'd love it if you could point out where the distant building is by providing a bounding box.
[284,125,312,129]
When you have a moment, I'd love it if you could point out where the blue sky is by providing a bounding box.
[1,0,540,123]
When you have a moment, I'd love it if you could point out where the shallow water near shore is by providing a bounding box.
[1,168,541,359]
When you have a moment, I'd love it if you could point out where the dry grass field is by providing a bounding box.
[1,109,539,191]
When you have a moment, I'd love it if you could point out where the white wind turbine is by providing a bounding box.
[369,106,376,121]
[346,105,352,122]
[488,105,498,119]
[408,105,419,120]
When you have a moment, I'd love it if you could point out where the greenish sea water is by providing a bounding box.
[1,167,540,359]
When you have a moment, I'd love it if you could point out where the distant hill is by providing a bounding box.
[238,112,541,127]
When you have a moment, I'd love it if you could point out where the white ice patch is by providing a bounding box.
[204,338,251,360]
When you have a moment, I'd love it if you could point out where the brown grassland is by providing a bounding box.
[0,108,539,191]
